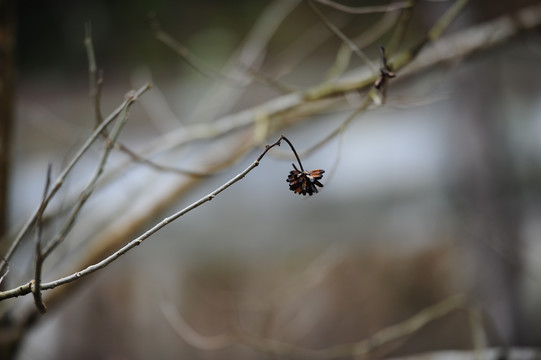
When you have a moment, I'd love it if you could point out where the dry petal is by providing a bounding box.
[286,164,325,196]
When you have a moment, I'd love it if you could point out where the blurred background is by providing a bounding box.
[2,0,541,359]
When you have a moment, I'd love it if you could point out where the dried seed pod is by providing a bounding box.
[286,164,325,196]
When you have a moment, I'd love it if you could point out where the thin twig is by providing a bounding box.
[95,73,104,123]
[84,23,96,99]
[302,109,363,158]
[0,257,8,285]
[251,294,465,359]
[0,83,151,276]
[133,68,184,132]
[4,0,508,274]
[305,0,378,72]
[281,136,305,171]
[304,0,471,100]
[152,17,295,93]
[242,66,296,94]
[325,9,404,81]
[151,13,294,93]
[315,0,413,15]
[0,135,297,301]
[150,14,242,86]
[348,295,465,358]
[32,164,52,314]
[354,10,403,51]
[273,16,346,80]
[3,0,537,311]
[42,97,134,258]
[395,0,470,66]
[138,0,476,159]
[112,142,212,178]
[186,0,301,124]
[468,307,488,355]
[84,22,104,127]
[25,135,256,318]
[428,0,469,41]
[272,87,373,161]
[85,23,209,179]
[299,95,372,158]
[385,0,416,55]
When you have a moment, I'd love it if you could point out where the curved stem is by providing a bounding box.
[280,135,304,171]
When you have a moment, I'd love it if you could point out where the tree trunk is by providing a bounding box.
[0,0,15,244]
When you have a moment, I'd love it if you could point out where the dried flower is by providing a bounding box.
[287,164,325,196]
[278,135,326,196]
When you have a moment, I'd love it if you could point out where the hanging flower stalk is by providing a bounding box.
[281,136,325,196]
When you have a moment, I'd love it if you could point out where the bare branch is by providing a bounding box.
[295,0,452,126]
[150,14,242,85]
[273,17,345,80]
[0,257,8,285]
[84,22,104,128]
[84,23,96,98]
[147,0,473,157]
[6,0,527,282]
[295,95,372,159]
[325,7,406,81]
[151,16,294,94]
[132,68,184,132]
[6,137,254,321]
[3,0,539,324]
[355,10,403,51]
[0,83,151,276]
[85,27,209,179]
[31,164,52,314]
[468,307,488,353]
[305,0,378,72]
[42,97,134,258]
[112,142,213,178]
[385,0,416,55]
[273,97,371,164]
[314,0,413,15]
[305,0,470,100]
[0,135,299,301]
[241,66,296,94]
[428,0,469,41]
[187,0,301,124]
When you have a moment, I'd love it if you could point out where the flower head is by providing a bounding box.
[286,164,325,196]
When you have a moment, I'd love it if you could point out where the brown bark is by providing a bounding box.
[0,1,16,359]
[0,0,15,243]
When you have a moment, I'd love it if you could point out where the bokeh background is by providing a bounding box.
[2,0,541,359]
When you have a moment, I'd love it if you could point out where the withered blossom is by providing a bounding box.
[287,164,325,196]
